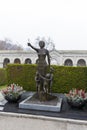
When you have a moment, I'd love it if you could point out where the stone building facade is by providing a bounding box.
[0,50,87,68]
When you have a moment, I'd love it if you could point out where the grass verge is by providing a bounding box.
[0,85,7,90]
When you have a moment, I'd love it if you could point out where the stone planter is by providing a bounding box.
[67,98,85,108]
[5,93,21,103]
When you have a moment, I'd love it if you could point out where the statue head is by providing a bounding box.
[39,41,45,48]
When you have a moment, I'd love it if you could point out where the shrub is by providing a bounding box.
[65,88,87,108]
[6,64,87,93]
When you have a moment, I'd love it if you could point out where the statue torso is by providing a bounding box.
[37,49,47,63]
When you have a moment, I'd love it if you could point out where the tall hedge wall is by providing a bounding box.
[7,64,87,93]
[7,64,36,91]
[0,68,7,86]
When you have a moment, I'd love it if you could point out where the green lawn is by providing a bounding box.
[0,85,7,90]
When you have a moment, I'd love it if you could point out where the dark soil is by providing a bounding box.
[25,93,58,106]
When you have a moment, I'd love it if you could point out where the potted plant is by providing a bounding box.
[2,83,24,103]
[65,88,87,108]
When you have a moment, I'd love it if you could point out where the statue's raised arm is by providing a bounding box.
[27,43,38,52]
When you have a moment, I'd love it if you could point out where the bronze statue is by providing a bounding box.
[28,41,54,101]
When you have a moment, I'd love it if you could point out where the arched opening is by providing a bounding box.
[3,58,10,68]
[77,59,86,66]
[25,58,32,64]
[14,58,21,64]
[36,59,39,64]
[64,59,73,66]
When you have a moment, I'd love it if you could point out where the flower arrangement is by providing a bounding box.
[65,88,87,108]
[2,83,24,102]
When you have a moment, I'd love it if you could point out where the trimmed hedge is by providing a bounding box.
[0,68,7,86]
[53,66,87,93]
[6,64,87,93]
[7,64,36,91]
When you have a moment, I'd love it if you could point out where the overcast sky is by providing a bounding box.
[0,0,87,50]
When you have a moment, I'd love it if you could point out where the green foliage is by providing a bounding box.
[0,68,7,86]
[6,64,87,93]
[0,85,7,90]
[52,66,87,93]
[7,64,36,91]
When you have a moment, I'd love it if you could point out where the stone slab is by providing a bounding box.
[0,92,8,106]
[19,95,62,112]
[0,106,4,111]
[0,100,7,106]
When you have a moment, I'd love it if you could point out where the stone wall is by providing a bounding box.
[0,50,87,68]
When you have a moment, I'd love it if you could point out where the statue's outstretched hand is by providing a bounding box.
[27,43,31,46]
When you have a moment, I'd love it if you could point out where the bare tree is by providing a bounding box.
[0,38,23,50]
